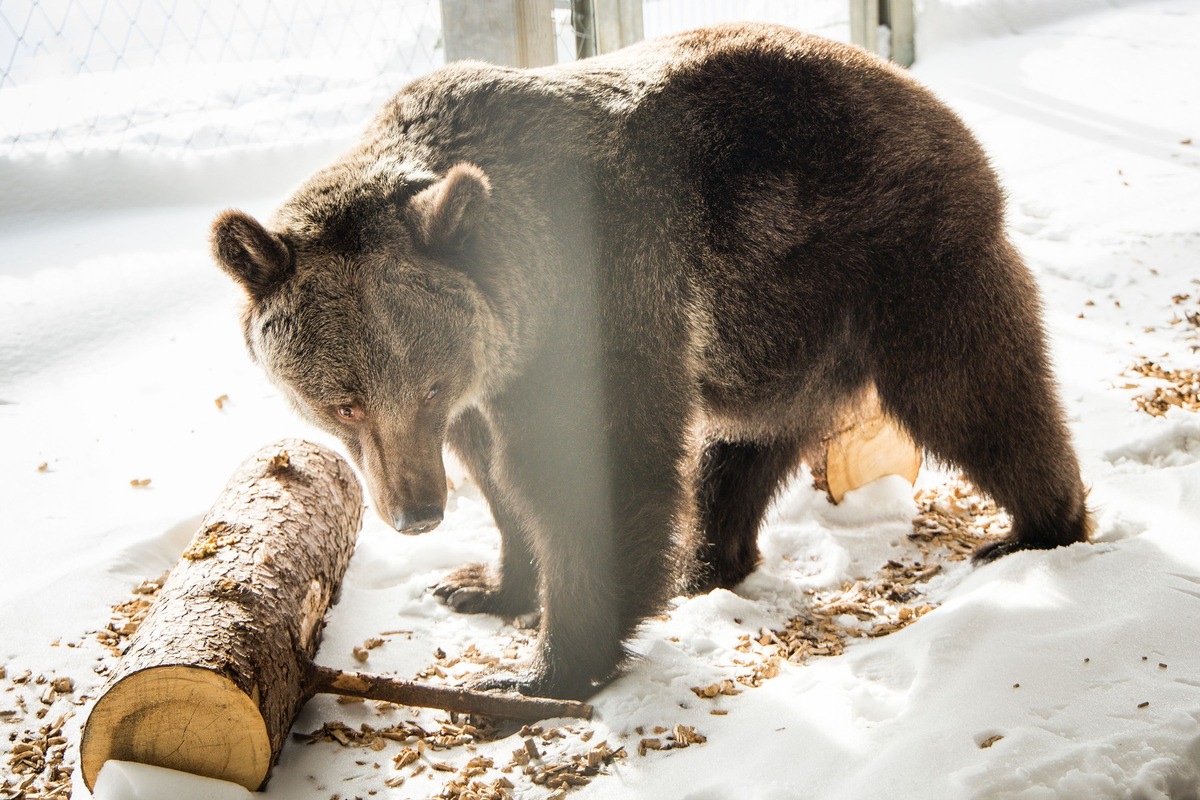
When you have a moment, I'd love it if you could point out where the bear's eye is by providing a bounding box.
[335,404,362,422]
[423,386,439,405]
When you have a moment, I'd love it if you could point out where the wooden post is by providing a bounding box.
[441,0,557,67]
[516,0,557,67]
[849,0,879,56]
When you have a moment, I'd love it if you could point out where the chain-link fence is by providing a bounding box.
[0,1,863,163]
[0,0,444,158]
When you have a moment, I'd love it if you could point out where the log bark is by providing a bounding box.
[80,439,364,791]
[811,386,923,503]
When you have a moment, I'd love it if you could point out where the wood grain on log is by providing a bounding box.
[80,439,363,791]
[812,385,922,502]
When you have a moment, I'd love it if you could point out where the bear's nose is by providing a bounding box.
[391,507,443,535]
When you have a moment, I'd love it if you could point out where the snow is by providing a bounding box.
[3,0,1200,798]
[92,761,254,800]
[1,2,444,159]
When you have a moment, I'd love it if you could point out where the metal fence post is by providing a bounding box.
[441,0,556,67]
[590,0,643,54]
[571,0,598,59]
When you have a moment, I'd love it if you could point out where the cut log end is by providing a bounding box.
[824,412,922,503]
[80,665,272,791]
[812,386,923,503]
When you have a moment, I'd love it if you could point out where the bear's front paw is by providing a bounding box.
[432,562,538,617]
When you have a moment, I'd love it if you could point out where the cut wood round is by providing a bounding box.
[80,439,363,791]
[811,385,922,503]
[83,667,270,789]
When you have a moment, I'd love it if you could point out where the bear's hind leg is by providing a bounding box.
[691,438,802,593]
[873,243,1090,563]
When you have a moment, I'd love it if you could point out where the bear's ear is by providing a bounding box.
[409,163,491,252]
[210,209,293,301]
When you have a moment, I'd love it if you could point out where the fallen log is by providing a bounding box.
[80,439,591,793]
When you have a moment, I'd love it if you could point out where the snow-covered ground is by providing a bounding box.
[2,0,1200,798]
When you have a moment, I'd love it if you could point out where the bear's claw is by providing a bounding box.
[432,562,538,617]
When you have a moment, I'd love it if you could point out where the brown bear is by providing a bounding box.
[211,23,1090,700]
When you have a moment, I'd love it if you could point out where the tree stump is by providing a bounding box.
[80,439,363,791]
[811,386,923,503]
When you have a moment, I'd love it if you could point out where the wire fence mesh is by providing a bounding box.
[0,0,444,158]
[0,1,855,161]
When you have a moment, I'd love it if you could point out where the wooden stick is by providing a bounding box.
[307,664,593,721]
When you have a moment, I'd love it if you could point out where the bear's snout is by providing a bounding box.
[390,505,444,535]
[356,424,449,536]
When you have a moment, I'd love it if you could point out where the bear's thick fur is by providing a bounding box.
[211,24,1089,699]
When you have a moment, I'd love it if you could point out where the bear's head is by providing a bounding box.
[210,163,495,534]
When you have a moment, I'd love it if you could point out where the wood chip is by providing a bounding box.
[637,738,662,756]
[181,523,240,561]
[672,725,706,746]
[523,738,540,761]
[1126,358,1200,416]
[691,679,741,699]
